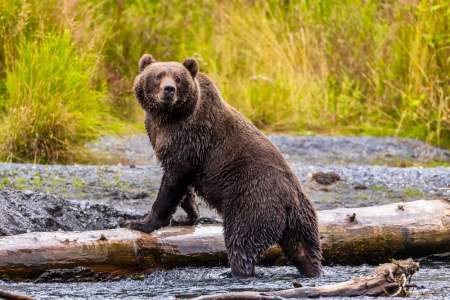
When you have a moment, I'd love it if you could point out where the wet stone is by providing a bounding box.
[312,171,341,185]
[34,267,111,283]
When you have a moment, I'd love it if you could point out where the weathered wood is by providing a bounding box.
[192,259,420,299]
[0,289,33,300]
[0,199,449,280]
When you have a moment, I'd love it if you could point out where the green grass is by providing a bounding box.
[31,173,43,189]
[403,187,424,198]
[14,177,27,190]
[369,185,387,192]
[0,177,10,189]
[370,157,450,168]
[0,0,448,164]
[0,31,113,163]
[72,177,86,190]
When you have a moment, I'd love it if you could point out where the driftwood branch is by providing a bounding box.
[0,199,449,280]
[192,259,420,299]
[0,289,33,300]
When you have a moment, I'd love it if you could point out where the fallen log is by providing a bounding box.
[0,199,449,280]
[192,259,420,299]
[0,289,33,300]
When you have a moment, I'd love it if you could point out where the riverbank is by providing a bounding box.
[0,134,448,299]
[0,135,448,235]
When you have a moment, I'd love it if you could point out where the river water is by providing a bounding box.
[2,260,449,299]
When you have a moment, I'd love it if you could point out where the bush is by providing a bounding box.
[0,31,109,163]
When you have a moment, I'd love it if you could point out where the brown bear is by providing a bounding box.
[124,54,322,277]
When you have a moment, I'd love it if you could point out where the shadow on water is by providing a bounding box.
[1,261,449,299]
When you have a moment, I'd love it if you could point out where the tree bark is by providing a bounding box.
[0,199,449,280]
[192,259,420,299]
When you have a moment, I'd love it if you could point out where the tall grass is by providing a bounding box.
[0,0,448,164]
[104,0,449,145]
[0,1,112,163]
[214,1,449,143]
[0,31,110,163]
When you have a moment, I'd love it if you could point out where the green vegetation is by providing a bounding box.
[369,185,387,192]
[14,177,27,190]
[0,0,448,163]
[370,158,450,168]
[72,177,86,190]
[31,173,42,188]
[0,177,10,189]
[403,187,424,198]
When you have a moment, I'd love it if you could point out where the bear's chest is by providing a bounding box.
[153,125,206,169]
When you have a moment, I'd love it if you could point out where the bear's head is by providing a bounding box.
[134,54,199,122]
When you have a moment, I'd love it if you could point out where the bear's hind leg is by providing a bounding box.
[171,186,199,226]
[224,206,284,278]
[227,245,257,278]
[280,236,322,277]
[180,186,199,222]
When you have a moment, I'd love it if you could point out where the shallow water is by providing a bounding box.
[2,261,449,299]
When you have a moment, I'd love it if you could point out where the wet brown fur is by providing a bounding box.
[124,54,322,277]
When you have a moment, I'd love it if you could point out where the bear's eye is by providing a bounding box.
[174,76,181,83]
[156,73,164,80]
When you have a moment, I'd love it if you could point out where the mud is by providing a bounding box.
[0,189,141,236]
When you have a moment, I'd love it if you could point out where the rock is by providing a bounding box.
[34,267,110,283]
[312,171,341,185]
[130,192,149,199]
[353,184,368,190]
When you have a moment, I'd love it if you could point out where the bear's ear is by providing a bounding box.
[183,58,198,78]
[138,54,155,72]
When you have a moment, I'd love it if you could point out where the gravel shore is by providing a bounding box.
[0,134,448,234]
[87,134,450,166]
[0,162,448,213]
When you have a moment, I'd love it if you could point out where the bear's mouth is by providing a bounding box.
[162,94,175,103]
[156,95,178,111]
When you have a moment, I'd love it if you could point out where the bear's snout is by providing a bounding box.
[163,85,176,99]
[160,76,177,102]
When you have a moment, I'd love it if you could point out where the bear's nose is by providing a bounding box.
[163,85,176,98]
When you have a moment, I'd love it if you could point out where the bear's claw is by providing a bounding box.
[121,219,162,234]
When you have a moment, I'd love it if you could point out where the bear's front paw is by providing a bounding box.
[121,219,164,234]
